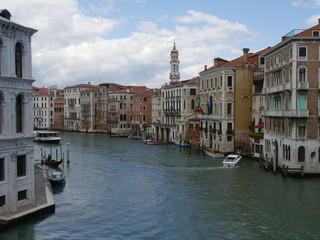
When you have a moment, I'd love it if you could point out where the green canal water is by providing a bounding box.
[1,132,320,239]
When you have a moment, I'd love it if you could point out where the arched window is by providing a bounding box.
[210,96,213,114]
[282,70,285,84]
[0,93,3,133]
[0,39,2,76]
[298,146,305,162]
[289,68,292,82]
[15,43,23,78]
[191,99,195,110]
[298,66,306,82]
[298,94,306,110]
[16,94,23,132]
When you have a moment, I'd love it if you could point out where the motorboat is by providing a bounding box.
[223,154,242,167]
[34,131,61,143]
[205,148,224,158]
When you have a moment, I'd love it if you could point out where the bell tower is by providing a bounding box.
[169,42,180,84]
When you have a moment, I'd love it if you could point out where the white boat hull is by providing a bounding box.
[223,154,242,167]
[205,149,224,158]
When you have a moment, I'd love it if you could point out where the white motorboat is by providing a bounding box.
[222,154,242,167]
[34,131,61,143]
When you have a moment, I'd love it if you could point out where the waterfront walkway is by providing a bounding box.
[0,165,55,228]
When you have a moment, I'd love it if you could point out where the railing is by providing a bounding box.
[297,81,309,89]
[199,114,222,120]
[262,109,309,117]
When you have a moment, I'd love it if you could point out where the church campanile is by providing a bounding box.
[169,42,180,84]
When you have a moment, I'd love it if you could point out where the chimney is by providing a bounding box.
[318,18,320,25]
[204,65,207,71]
[243,48,249,66]
[214,58,218,67]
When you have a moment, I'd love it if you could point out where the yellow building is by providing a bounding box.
[199,48,268,154]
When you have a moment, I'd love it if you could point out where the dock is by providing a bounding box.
[0,165,55,229]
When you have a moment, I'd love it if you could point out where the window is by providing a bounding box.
[313,31,319,36]
[15,43,23,78]
[17,155,26,177]
[289,48,293,59]
[260,57,264,65]
[191,99,195,110]
[298,47,307,59]
[0,39,2,75]
[227,76,233,88]
[298,66,306,82]
[190,89,196,96]
[16,94,23,133]
[298,94,306,110]
[0,93,3,134]
[298,146,305,162]
[0,195,5,207]
[298,123,306,138]
[0,158,4,181]
[227,103,232,115]
[18,190,27,201]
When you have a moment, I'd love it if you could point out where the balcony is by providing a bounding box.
[199,114,222,120]
[297,81,309,90]
[163,108,181,115]
[264,83,286,94]
[262,109,309,117]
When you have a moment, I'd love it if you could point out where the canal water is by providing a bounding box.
[1,132,320,240]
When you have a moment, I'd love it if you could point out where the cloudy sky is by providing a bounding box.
[2,0,320,88]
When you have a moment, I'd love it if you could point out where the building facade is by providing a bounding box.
[0,10,38,215]
[64,83,94,131]
[262,20,320,173]
[199,48,267,154]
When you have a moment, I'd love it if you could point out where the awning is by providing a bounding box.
[254,123,264,128]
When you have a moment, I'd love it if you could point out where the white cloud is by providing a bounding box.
[2,0,259,89]
[306,14,320,25]
[291,0,320,7]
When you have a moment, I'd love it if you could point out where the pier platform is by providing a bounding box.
[0,165,55,229]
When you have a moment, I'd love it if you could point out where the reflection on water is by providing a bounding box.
[1,132,320,240]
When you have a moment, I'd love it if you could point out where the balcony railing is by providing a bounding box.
[198,114,222,120]
[297,81,309,89]
[262,109,309,117]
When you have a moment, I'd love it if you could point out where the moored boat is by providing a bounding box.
[144,140,167,145]
[222,154,242,167]
[49,171,66,185]
[41,154,63,167]
[110,133,128,138]
[204,148,224,158]
[175,139,191,148]
[34,131,61,143]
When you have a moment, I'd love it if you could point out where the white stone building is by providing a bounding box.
[0,10,37,215]
[64,83,94,131]
[33,86,59,129]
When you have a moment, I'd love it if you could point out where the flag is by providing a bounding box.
[199,107,205,114]
[207,101,212,115]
